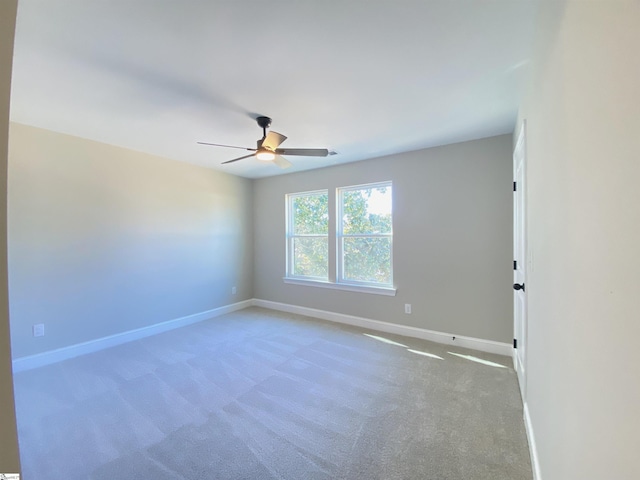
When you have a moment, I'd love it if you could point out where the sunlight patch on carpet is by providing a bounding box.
[407,349,443,360]
[448,352,507,368]
[363,333,408,348]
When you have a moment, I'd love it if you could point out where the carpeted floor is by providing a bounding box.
[12,307,532,479]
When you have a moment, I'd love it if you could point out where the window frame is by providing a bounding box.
[285,189,329,281]
[284,182,396,297]
[337,181,393,288]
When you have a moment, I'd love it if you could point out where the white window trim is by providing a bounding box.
[337,181,393,288]
[283,277,396,296]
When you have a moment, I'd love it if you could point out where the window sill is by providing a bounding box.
[283,277,397,296]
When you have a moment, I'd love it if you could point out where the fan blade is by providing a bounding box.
[272,155,292,169]
[221,153,255,165]
[275,148,329,157]
[198,142,256,151]
[261,131,287,150]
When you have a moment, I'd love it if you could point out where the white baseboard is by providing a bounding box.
[524,402,542,480]
[13,298,512,372]
[251,299,512,357]
[12,300,253,373]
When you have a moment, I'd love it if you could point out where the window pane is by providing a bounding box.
[293,237,328,278]
[343,237,391,284]
[293,193,328,234]
[342,186,392,235]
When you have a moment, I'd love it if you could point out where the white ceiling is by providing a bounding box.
[10,0,535,179]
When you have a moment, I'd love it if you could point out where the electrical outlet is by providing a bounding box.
[231,286,237,295]
[33,323,45,337]
[404,304,412,314]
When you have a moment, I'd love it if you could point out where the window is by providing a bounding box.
[285,182,394,294]
[338,182,393,287]
[286,190,329,280]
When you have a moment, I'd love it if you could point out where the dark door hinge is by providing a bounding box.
[513,181,517,192]
[514,260,517,270]
[513,339,518,349]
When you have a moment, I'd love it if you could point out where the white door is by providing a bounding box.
[513,121,527,398]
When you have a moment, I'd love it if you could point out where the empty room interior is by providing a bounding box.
[1,1,639,479]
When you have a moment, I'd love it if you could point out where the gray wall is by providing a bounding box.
[518,1,640,479]
[8,123,253,359]
[254,135,513,343]
[0,0,21,473]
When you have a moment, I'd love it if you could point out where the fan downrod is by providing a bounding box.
[256,116,271,139]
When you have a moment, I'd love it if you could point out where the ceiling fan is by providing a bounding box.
[198,116,333,169]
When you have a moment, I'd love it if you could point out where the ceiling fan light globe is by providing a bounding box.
[256,151,275,161]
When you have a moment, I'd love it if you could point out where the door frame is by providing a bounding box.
[513,120,528,400]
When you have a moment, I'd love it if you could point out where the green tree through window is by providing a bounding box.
[287,191,328,279]
[339,183,392,285]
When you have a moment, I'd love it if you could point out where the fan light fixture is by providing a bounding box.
[256,151,275,161]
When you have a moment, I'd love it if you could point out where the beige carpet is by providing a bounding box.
[13,307,531,479]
